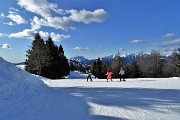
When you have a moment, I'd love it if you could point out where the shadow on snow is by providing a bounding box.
[1,85,179,120]
[52,86,180,120]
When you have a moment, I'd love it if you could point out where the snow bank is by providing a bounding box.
[0,57,43,100]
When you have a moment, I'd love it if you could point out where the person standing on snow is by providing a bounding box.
[106,68,113,82]
[119,67,125,82]
[87,70,92,81]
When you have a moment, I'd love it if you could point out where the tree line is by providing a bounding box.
[25,33,70,79]
[25,33,180,79]
[90,49,180,78]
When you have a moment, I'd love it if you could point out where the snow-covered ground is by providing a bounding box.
[0,57,180,120]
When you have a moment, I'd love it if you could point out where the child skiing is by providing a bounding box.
[106,68,113,82]
[119,67,125,81]
[87,70,92,81]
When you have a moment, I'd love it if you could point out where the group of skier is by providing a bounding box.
[87,67,126,82]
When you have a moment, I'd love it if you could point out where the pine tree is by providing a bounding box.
[97,58,103,78]
[26,34,70,79]
[42,37,60,78]
[91,61,97,78]
[129,57,142,78]
[25,33,46,75]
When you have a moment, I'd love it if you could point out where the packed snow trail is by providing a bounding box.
[44,78,180,120]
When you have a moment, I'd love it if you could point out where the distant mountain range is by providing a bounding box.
[15,53,171,68]
[70,53,171,66]
[70,53,147,66]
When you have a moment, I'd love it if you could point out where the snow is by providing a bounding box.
[16,64,25,70]
[0,57,180,120]
[67,71,95,79]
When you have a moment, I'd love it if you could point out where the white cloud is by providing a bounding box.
[0,33,8,37]
[7,11,27,24]
[9,8,20,13]
[31,16,72,30]
[4,22,15,26]
[0,33,3,37]
[156,38,180,47]
[50,32,70,41]
[30,17,46,30]
[39,31,49,38]
[46,16,72,30]
[68,9,108,24]
[17,0,65,18]
[130,40,142,43]
[72,47,89,51]
[9,29,35,39]
[31,9,108,30]
[17,0,108,25]
[8,29,70,41]
[53,8,66,15]
[1,44,11,49]
[39,31,70,41]
[163,33,176,38]
[0,13,5,18]
[17,0,108,31]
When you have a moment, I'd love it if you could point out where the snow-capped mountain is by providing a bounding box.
[70,56,89,63]
[101,54,116,63]
[70,53,142,65]
[70,56,94,65]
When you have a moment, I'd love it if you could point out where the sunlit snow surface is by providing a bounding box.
[0,57,180,120]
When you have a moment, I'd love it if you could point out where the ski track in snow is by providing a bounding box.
[42,78,180,120]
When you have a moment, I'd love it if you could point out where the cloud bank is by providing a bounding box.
[8,29,70,41]
[2,0,107,41]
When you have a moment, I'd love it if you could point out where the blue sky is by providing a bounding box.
[0,0,180,63]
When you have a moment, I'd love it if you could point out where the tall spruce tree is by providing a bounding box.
[97,58,103,78]
[43,37,60,79]
[91,61,98,78]
[25,33,46,75]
